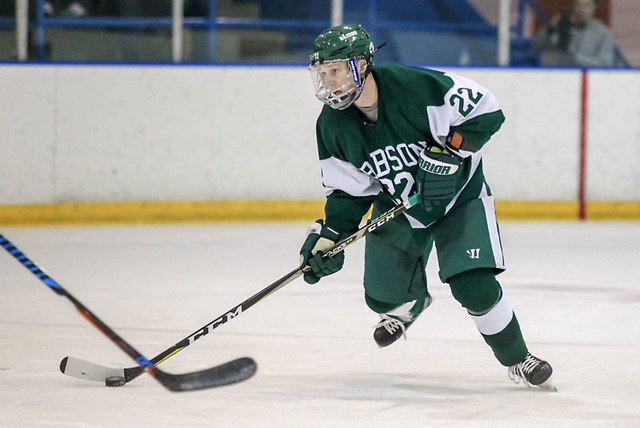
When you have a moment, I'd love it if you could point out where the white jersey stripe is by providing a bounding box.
[480,187,506,269]
[321,156,382,197]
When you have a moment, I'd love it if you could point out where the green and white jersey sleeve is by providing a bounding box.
[427,71,503,157]
[316,122,382,233]
[320,156,383,198]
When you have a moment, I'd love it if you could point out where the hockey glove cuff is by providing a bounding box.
[416,147,463,212]
[299,220,344,285]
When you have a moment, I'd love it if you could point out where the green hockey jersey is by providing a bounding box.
[315,64,505,234]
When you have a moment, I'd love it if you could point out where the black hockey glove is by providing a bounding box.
[299,220,344,285]
[416,146,463,212]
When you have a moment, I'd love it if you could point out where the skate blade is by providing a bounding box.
[537,377,558,392]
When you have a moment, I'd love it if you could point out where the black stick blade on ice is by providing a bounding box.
[0,233,257,391]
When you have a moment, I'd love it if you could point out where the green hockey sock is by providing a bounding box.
[449,269,528,366]
[481,315,528,366]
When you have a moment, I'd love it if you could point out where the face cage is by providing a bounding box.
[309,57,366,110]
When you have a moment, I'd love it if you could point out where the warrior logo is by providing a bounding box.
[466,248,481,259]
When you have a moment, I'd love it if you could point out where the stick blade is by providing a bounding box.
[157,357,258,392]
[60,356,125,382]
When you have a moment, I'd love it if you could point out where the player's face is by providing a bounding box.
[309,58,362,109]
[315,60,356,95]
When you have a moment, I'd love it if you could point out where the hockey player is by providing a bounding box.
[298,24,556,390]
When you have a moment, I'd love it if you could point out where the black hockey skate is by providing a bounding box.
[508,353,557,391]
[373,315,414,347]
[373,294,432,348]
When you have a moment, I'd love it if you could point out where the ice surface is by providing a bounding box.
[1,222,639,427]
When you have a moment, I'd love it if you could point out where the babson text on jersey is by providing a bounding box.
[359,141,427,178]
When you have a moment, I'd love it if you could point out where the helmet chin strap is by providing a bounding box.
[348,57,362,87]
[339,57,370,109]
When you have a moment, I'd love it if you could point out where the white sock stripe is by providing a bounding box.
[387,300,416,320]
[470,296,513,336]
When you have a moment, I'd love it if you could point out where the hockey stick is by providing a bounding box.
[59,193,421,385]
[0,234,257,391]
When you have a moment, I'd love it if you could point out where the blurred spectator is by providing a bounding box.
[0,1,92,18]
[53,1,93,18]
[535,0,616,67]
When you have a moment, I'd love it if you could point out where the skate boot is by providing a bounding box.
[508,353,557,391]
[373,294,432,348]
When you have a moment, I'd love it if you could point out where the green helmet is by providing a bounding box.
[309,24,375,110]
[310,24,376,66]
